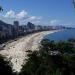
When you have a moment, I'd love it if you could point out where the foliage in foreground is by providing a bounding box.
[0,6,3,12]
[0,54,16,75]
[0,39,75,75]
[20,39,75,75]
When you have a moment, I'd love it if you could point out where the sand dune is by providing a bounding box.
[0,30,58,72]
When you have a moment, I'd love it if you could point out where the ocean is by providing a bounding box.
[44,29,75,42]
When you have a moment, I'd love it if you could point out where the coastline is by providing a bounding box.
[0,30,59,72]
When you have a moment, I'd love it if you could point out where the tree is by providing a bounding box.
[0,6,3,12]
[19,39,75,75]
[0,54,16,75]
[73,0,75,8]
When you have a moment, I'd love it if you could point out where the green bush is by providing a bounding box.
[19,39,75,75]
[0,54,16,75]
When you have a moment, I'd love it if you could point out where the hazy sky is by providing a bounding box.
[0,0,75,27]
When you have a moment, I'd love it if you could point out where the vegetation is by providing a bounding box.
[0,39,75,75]
[0,0,75,74]
[0,54,16,75]
[0,6,3,12]
[73,0,75,8]
[20,39,75,75]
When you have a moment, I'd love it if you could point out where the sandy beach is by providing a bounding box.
[0,30,58,72]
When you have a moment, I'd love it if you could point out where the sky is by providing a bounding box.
[0,0,75,27]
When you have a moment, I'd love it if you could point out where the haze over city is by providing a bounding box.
[0,0,75,27]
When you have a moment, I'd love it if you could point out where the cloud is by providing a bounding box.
[26,16,42,25]
[49,20,61,25]
[16,10,28,19]
[4,10,28,20]
[49,20,73,27]
[28,16,42,21]
[3,10,42,24]
[4,10,15,18]
[28,16,42,23]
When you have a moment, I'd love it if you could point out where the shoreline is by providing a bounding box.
[0,30,59,72]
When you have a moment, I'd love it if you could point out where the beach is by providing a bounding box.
[0,30,58,72]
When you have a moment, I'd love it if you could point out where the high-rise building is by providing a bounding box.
[13,21,19,37]
[27,22,35,29]
[14,21,19,28]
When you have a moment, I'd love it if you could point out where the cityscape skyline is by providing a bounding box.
[0,0,75,27]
